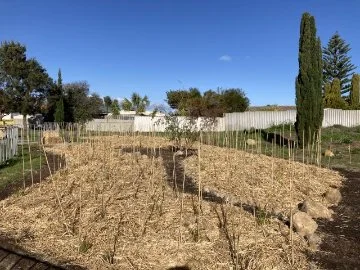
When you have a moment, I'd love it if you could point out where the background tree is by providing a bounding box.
[103,96,112,113]
[45,69,63,121]
[54,98,65,123]
[166,87,249,117]
[323,32,357,95]
[350,74,360,108]
[63,81,103,122]
[0,89,9,113]
[121,92,150,114]
[111,99,120,116]
[0,41,51,130]
[88,93,104,118]
[324,78,347,109]
[166,90,191,114]
[295,13,323,146]
[197,90,221,117]
[220,88,249,113]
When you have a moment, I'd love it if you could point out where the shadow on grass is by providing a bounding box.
[260,130,297,148]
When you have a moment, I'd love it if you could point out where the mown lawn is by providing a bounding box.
[0,144,45,191]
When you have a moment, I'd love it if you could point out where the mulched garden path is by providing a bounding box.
[308,168,360,270]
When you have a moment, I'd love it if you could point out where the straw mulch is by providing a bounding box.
[42,130,63,145]
[0,136,336,269]
[184,144,344,216]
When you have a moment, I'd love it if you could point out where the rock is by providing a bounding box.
[306,233,322,250]
[278,223,290,238]
[246,139,256,146]
[292,212,318,237]
[324,188,342,206]
[300,199,332,219]
[174,150,184,156]
[324,149,335,157]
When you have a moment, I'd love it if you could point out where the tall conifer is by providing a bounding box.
[295,13,323,146]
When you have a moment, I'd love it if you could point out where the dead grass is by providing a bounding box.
[0,135,343,269]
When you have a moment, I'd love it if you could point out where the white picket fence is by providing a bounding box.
[0,127,18,164]
[84,109,360,133]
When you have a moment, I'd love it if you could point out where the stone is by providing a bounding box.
[292,212,318,237]
[300,199,332,219]
[324,149,335,157]
[246,139,256,146]
[278,223,290,238]
[174,150,184,156]
[306,233,322,250]
[324,188,342,206]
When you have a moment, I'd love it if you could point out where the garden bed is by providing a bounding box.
[0,136,345,269]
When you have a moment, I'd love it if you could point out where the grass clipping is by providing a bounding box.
[0,136,342,269]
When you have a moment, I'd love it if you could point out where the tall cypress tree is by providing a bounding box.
[350,74,360,107]
[295,13,323,146]
[54,98,65,123]
[323,32,357,94]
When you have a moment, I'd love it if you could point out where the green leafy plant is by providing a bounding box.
[160,115,199,149]
[102,250,115,264]
[79,237,93,253]
[255,207,270,226]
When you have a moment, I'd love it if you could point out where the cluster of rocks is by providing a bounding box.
[291,188,341,249]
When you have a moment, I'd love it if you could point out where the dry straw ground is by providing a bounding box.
[0,135,344,269]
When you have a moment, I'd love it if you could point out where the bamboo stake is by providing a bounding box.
[27,126,34,187]
[21,128,25,189]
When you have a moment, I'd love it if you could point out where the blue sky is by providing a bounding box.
[1,0,359,106]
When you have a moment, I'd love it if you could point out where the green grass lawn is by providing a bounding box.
[0,144,45,191]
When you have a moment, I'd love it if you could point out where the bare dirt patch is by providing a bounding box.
[308,168,360,269]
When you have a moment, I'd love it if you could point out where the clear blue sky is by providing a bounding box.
[1,0,359,106]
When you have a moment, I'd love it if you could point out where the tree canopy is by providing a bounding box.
[166,87,249,117]
[111,99,120,116]
[350,74,360,107]
[63,81,104,122]
[295,12,323,146]
[103,96,112,113]
[121,92,150,114]
[0,41,51,127]
[323,32,357,94]
[324,78,347,109]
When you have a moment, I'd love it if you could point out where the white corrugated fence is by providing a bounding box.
[84,109,360,132]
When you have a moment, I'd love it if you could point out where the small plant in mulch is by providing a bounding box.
[255,207,271,226]
[102,250,115,264]
[79,237,93,253]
